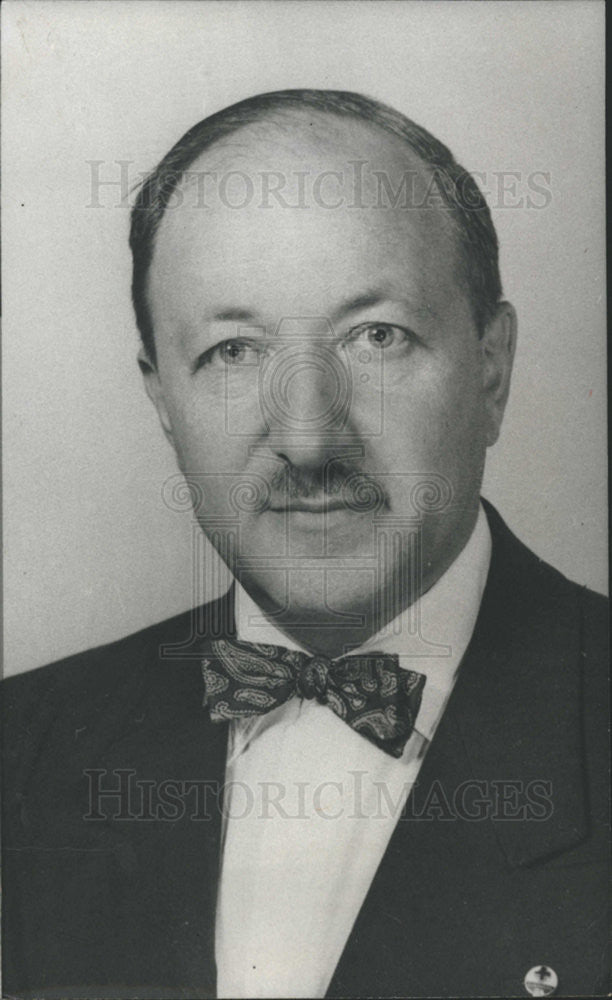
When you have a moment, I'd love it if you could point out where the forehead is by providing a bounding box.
[149,111,462,327]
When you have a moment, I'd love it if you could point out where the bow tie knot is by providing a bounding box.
[202,637,426,758]
[297,654,332,700]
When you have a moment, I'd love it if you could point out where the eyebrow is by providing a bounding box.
[331,289,435,322]
[211,307,261,322]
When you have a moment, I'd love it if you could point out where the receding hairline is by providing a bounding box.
[150,105,465,312]
[163,105,446,203]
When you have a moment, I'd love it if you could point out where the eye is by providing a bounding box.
[221,340,250,364]
[344,322,414,354]
[366,324,398,349]
[193,338,263,372]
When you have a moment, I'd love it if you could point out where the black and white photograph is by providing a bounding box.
[1,2,608,998]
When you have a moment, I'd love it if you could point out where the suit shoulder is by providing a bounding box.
[2,595,230,698]
[2,605,187,700]
[1,596,229,754]
[483,497,607,608]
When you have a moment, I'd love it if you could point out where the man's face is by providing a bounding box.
[144,114,513,648]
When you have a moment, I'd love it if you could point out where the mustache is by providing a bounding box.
[266,461,389,511]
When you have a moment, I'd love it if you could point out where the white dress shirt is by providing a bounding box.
[215,506,491,998]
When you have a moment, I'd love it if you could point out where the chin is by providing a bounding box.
[241,564,373,620]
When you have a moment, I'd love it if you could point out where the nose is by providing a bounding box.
[261,340,352,468]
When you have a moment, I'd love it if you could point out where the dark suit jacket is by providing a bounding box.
[2,502,609,998]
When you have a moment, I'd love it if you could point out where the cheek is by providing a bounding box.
[166,402,255,524]
[162,383,243,474]
[374,358,485,486]
[170,373,268,451]
[426,369,487,506]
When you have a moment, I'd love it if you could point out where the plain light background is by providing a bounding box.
[2,0,607,677]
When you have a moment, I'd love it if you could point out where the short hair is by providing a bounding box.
[130,89,502,364]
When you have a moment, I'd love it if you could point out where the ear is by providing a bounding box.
[480,301,517,447]
[137,347,175,447]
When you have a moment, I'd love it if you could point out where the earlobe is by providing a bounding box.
[481,301,517,446]
[137,348,175,445]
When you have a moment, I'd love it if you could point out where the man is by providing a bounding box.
[2,90,608,999]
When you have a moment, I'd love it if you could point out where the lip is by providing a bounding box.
[268,501,348,514]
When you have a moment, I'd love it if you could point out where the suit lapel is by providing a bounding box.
[328,501,588,996]
[449,503,587,866]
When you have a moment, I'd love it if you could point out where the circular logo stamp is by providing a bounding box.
[524,965,558,997]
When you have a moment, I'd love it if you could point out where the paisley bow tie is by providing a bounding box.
[201,637,426,758]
